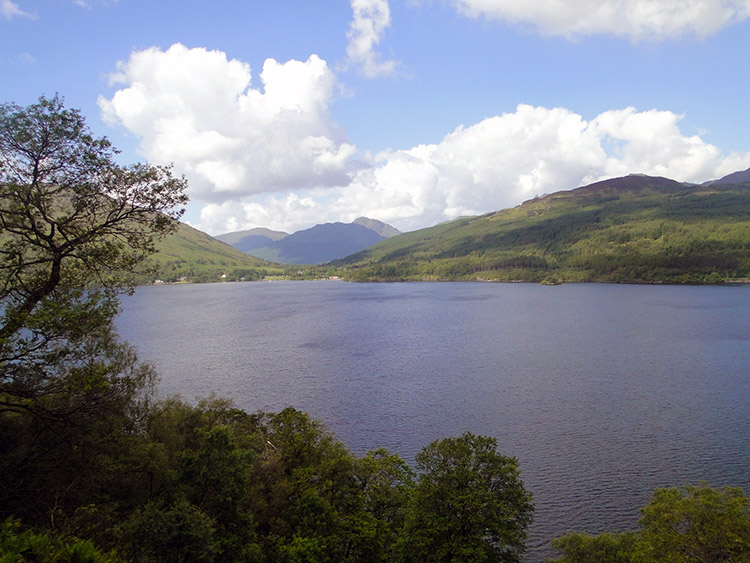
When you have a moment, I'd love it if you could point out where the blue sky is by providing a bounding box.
[3,0,750,234]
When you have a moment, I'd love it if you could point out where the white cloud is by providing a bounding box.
[447,0,750,39]
[98,46,750,236]
[73,0,120,7]
[344,0,400,77]
[1,0,35,20]
[99,44,356,201]
[196,105,750,235]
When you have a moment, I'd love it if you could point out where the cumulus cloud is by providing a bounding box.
[1,0,35,20]
[99,46,750,235]
[447,0,750,39]
[344,0,400,77]
[195,104,750,235]
[99,44,356,201]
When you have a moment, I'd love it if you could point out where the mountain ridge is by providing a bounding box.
[148,170,750,284]
[335,173,750,284]
[218,217,401,265]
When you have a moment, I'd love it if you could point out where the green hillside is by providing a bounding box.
[143,222,284,283]
[334,175,750,284]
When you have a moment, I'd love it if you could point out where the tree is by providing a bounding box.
[347,449,415,562]
[113,397,262,562]
[0,94,187,366]
[549,532,639,563]
[0,518,119,563]
[0,94,187,528]
[636,484,750,563]
[0,93,187,416]
[549,484,750,563]
[248,407,363,562]
[400,432,534,563]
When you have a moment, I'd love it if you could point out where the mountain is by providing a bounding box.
[220,218,400,265]
[146,222,283,283]
[334,174,750,284]
[214,227,289,252]
[245,222,388,265]
[352,217,401,238]
[705,167,750,186]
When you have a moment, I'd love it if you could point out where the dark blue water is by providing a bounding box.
[117,281,750,559]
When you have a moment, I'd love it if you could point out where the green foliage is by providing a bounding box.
[334,176,750,283]
[0,518,118,562]
[146,222,284,283]
[0,325,156,529]
[401,433,534,563]
[0,95,180,529]
[4,388,536,563]
[549,484,750,563]
[350,449,415,561]
[636,485,750,562]
[550,532,639,563]
[115,498,218,563]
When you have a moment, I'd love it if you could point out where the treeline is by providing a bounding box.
[4,394,748,562]
[149,264,272,283]
[1,395,532,562]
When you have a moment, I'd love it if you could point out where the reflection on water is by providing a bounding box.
[118,281,750,559]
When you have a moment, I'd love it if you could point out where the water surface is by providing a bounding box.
[117,281,750,558]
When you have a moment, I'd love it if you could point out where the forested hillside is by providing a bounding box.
[335,175,750,284]
[147,222,284,283]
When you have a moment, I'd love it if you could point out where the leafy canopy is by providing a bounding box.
[402,432,534,563]
[0,94,188,414]
[0,95,187,528]
[550,484,750,563]
[0,94,188,348]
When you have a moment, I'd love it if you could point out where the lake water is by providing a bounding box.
[117,281,750,559]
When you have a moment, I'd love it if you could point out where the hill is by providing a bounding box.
[352,216,402,238]
[334,174,750,284]
[145,222,284,283]
[214,227,289,252]
[705,167,750,186]
[247,222,388,264]
[219,218,401,265]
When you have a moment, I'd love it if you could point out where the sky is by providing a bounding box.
[3,0,750,235]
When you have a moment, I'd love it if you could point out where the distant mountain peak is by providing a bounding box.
[704,167,750,186]
[215,227,289,244]
[352,217,401,238]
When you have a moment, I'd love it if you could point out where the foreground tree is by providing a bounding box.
[550,532,639,563]
[400,432,534,563]
[637,484,750,562]
[0,95,187,528]
[0,518,118,563]
[550,484,750,563]
[0,94,187,365]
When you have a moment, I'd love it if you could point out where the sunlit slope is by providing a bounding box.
[335,175,750,283]
[146,222,284,282]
